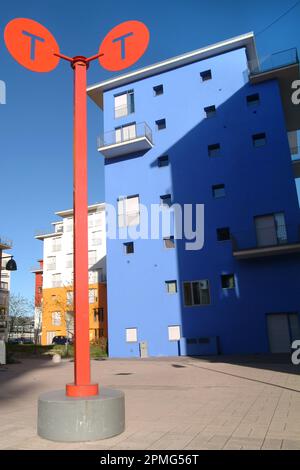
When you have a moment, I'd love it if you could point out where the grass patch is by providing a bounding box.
[6,343,107,360]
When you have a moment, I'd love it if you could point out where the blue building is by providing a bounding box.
[88,32,300,357]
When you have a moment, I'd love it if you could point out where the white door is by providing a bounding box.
[267,314,291,353]
[255,215,277,247]
[115,127,122,143]
[46,331,56,345]
[122,124,136,141]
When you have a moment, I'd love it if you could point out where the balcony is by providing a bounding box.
[97,122,153,158]
[231,224,300,259]
[30,265,43,273]
[250,48,300,132]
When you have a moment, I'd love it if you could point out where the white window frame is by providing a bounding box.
[47,256,56,271]
[52,311,61,326]
[118,195,140,228]
[52,273,61,288]
[89,288,97,304]
[165,280,177,294]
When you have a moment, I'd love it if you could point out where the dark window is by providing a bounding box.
[187,338,198,345]
[158,155,169,167]
[156,119,166,130]
[212,184,225,198]
[198,337,210,344]
[200,69,212,81]
[217,227,230,241]
[164,236,175,249]
[208,143,221,157]
[124,242,134,254]
[94,308,104,322]
[153,84,164,96]
[221,274,235,289]
[247,93,260,106]
[160,194,172,207]
[204,105,216,118]
[252,133,266,147]
[183,280,210,306]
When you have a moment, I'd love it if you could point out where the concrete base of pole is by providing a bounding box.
[37,387,125,442]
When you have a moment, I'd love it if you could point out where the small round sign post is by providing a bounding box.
[4,17,149,441]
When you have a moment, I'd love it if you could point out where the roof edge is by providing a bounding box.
[87,32,258,109]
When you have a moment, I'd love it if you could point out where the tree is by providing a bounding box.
[8,293,34,338]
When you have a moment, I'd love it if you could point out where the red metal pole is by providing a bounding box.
[66,57,98,397]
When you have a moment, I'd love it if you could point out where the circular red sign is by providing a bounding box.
[99,20,149,71]
[4,18,60,72]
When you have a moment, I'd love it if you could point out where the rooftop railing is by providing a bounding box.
[251,48,299,75]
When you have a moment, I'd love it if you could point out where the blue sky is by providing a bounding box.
[1,0,300,301]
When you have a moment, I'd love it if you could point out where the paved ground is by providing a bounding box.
[0,355,300,450]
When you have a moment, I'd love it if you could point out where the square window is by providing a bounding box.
[247,93,260,106]
[252,133,266,147]
[94,308,104,322]
[124,242,134,254]
[165,280,177,294]
[89,289,97,304]
[118,195,140,227]
[168,325,181,341]
[208,143,221,157]
[221,274,235,289]
[164,236,175,249]
[160,194,172,207]
[212,184,225,198]
[183,280,210,306]
[52,311,61,326]
[126,327,137,342]
[204,105,216,118]
[158,155,169,167]
[114,90,134,118]
[200,69,212,81]
[156,119,166,130]
[217,227,230,241]
[153,84,164,96]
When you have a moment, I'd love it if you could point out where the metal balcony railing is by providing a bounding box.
[98,122,153,148]
[251,48,299,75]
[231,223,300,252]
[114,104,135,119]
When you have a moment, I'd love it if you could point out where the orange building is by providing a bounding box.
[34,204,107,345]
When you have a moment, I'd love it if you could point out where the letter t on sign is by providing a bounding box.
[112,32,134,59]
[22,30,45,60]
